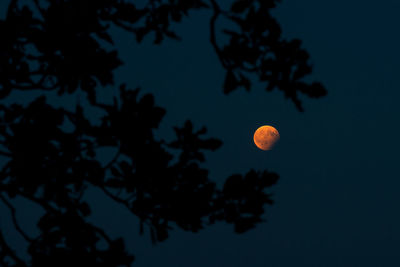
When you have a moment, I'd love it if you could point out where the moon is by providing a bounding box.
[253,125,280,151]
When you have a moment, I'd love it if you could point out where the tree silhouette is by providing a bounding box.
[0,0,326,266]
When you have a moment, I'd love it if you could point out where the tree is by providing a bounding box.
[0,0,326,266]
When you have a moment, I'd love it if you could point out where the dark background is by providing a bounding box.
[2,0,400,266]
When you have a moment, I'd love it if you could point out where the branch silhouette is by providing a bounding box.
[0,194,33,242]
[0,0,325,266]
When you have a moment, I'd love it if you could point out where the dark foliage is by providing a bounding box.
[0,0,324,266]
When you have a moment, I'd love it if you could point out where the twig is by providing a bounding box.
[209,0,228,69]
[0,231,27,266]
[10,82,58,91]
[91,224,112,244]
[33,0,45,18]
[113,20,137,33]
[100,186,130,208]
[104,146,121,170]
[98,185,154,231]
[0,150,11,157]
[0,194,33,242]
[17,190,55,213]
[6,0,18,20]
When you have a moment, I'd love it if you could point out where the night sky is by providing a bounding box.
[2,0,400,266]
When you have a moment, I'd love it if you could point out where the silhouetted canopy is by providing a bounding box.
[0,0,325,266]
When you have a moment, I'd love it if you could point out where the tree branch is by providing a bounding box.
[0,230,27,267]
[209,0,227,68]
[17,191,56,213]
[0,150,11,157]
[10,82,58,91]
[113,20,137,33]
[100,186,130,208]
[90,224,113,244]
[6,0,18,20]
[33,0,45,18]
[103,146,121,170]
[0,194,33,242]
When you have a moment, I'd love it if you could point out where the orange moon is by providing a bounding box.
[253,125,280,150]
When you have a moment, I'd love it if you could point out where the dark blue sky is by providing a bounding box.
[2,1,400,266]
[105,1,400,266]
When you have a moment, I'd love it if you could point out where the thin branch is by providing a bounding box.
[104,146,121,170]
[16,189,113,244]
[98,185,153,231]
[90,224,112,244]
[33,0,45,18]
[10,81,58,91]
[17,191,56,213]
[0,194,33,242]
[17,190,115,246]
[25,55,43,61]
[6,0,18,20]
[0,150,11,157]
[100,186,130,208]
[125,192,137,202]
[0,231,27,266]
[209,0,228,69]
[113,20,137,33]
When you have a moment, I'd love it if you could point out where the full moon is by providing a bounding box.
[253,125,280,151]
